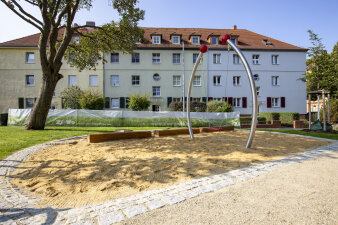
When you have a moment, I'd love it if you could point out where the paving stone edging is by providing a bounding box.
[0,133,337,225]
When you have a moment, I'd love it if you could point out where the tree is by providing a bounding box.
[79,90,104,110]
[305,30,337,97]
[1,0,144,129]
[207,100,233,112]
[60,86,83,109]
[128,93,151,111]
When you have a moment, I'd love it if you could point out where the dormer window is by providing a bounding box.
[191,36,200,45]
[172,36,180,44]
[211,37,218,45]
[152,35,161,44]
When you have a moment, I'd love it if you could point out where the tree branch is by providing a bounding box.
[10,0,43,25]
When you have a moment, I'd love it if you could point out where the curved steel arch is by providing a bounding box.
[186,39,258,148]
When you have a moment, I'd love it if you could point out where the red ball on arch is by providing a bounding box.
[221,34,231,44]
[200,44,208,53]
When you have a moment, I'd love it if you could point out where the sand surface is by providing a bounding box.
[119,151,338,225]
[11,130,331,208]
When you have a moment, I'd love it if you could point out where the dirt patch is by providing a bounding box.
[11,130,331,208]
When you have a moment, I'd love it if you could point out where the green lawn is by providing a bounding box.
[258,129,338,140]
[0,126,177,161]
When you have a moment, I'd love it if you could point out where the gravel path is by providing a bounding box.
[119,151,338,225]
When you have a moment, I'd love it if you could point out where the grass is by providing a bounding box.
[258,129,338,140]
[0,126,177,161]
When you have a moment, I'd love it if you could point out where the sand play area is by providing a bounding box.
[11,130,331,208]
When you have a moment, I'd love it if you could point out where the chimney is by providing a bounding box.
[86,21,95,28]
[232,25,237,30]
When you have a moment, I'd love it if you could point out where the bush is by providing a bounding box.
[60,86,83,109]
[168,101,207,112]
[128,93,151,111]
[271,112,280,121]
[260,112,300,126]
[319,98,338,122]
[207,100,233,112]
[79,90,104,110]
[293,113,300,121]
[240,116,266,125]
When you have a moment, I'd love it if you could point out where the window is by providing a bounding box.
[68,75,77,86]
[191,36,200,45]
[89,75,98,86]
[68,54,75,63]
[152,35,161,44]
[193,53,199,63]
[272,76,279,86]
[25,75,34,86]
[173,53,181,64]
[271,97,280,107]
[152,86,160,96]
[152,53,160,63]
[111,75,119,86]
[173,97,181,102]
[256,87,260,96]
[53,91,56,97]
[111,53,119,63]
[50,104,56,110]
[272,55,279,65]
[172,36,180,44]
[233,54,240,64]
[173,75,181,86]
[233,76,240,86]
[193,76,201,86]
[213,54,221,64]
[192,97,200,102]
[25,98,35,108]
[233,98,241,107]
[132,53,140,63]
[253,74,259,81]
[214,98,222,101]
[132,75,140,86]
[153,73,160,81]
[213,76,221,86]
[111,98,119,108]
[211,37,218,45]
[73,36,79,44]
[152,105,160,112]
[252,54,260,65]
[26,52,35,63]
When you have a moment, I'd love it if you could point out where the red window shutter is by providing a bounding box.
[242,97,247,108]
[281,97,285,108]
[267,97,271,108]
[208,97,213,101]
[222,97,227,103]
[228,97,233,106]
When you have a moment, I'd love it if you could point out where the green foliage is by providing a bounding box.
[271,113,280,121]
[240,117,266,125]
[128,93,151,111]
[257,129,338,140]
[292,113,300,121]
[319,98,338,122]
[207,100,233,112]
[79,90,104,110]
[60,86,84,109]
[260,112,300,126]
[169,101,207,112]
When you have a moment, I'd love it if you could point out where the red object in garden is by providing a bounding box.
[221,34,231,44]
[200,44,208,53]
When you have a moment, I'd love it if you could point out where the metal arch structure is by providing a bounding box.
[186,39,258,149]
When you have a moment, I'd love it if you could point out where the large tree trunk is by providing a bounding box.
[25,71,63,130]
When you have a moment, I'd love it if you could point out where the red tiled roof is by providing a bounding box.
[0,27,307,51]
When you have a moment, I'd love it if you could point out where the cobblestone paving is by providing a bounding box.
[0,133,337,225]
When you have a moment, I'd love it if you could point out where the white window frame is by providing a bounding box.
[172,36,180,44]
[172,53,181,64]
[111,53,119,63]
[272,76,279,86]
[272,55,279,65]
[152,105,160,112]
[252,54,260,65]
[152,86,161,97]
[153,73,160,81]
[233,98,241,107]
[173,97,181,102]
[213,54,221,64]
[25,52,35,63]
[193,76,201,86]
[211,37,218,45]
[111,75,120,86]
[68,75,77,86]
[173,75,181,86]
[111,98,119,108]
[253,74,259,81]
[132,53,140,63]
[152,35,161,44]
[213,75,221,86]
[89,75,98,86]
[214,97,222,101]
[132,75,140,86]
[271,97,280,107]
[25,98,35,108]
[193,53,199,63]
[191,36,200,45]
[233,54,240,64]
[25,75,34,86]
[50,104,56,110]
[152,53,160,63]
[192,97,201,102]
[256,86,260,96]
[233,76,240,86]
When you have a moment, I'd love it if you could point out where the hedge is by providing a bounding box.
[260,112,300,126]
[169,101,207,112]
[240,116,266,125]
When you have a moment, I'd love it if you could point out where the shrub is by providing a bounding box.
[260,112,300,126]
[207,100,233,112]
[60,86,83,109]
[319,98,338,122]
[240,116,266,125]
[169,101,207,112]
[271,112,280,121]
[79,90,104,110]
[292,113,300,121]
[128,93,151,111]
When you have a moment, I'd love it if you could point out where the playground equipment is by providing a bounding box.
[186,34,258,148]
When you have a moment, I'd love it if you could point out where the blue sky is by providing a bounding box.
[1,0,337,52]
